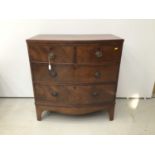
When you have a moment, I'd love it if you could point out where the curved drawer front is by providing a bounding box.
[34,84,115,105]
[76,44,122,63]
[31,63,119,83]
[28,44,74,63]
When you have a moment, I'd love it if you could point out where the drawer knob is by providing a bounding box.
[48,64,57,77]
[48,52,57,77]
[49,69,57,77]
[51,91,58,97]
[92,92,99,96]
[95,50,103,58]
[49,52,55,60]
[94,71,101,78]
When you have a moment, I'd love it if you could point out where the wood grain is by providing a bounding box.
[31,63,119,83]
[26,34,124,121]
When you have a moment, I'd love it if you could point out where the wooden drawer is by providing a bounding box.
[76,44,122,63]
[31,63,119,83]
[34,84,116,105]
[28,44,74,63]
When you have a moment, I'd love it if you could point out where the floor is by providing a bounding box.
[152,84,155,97]
[0,98,155,135]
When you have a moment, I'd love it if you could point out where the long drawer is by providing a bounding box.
[31,62,119,83]
[34,84,116,105]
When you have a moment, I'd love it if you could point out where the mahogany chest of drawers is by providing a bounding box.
[26,34,124,121]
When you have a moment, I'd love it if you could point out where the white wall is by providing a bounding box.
[0,20,155,97]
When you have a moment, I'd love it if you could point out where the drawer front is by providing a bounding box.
[76,44,122,63]
[28,44,74,63]
[31,63,119,83]
[34,84,115,105]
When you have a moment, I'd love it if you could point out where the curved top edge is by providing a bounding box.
[26,34,124,42]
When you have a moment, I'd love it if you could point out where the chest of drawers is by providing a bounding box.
[26,34,124,121]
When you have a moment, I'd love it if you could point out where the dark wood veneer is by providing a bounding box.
[31,63,119,83]
[34,84,115,105]
[26,34,124,121]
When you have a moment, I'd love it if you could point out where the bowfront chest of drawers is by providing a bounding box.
[26,34,124,121]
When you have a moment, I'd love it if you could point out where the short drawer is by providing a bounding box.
[76,43,122,63]
[34,84,116,105]
[28,44,74,63]
[31,63,119,83]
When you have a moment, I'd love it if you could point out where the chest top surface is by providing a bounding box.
[27,34,124,42]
